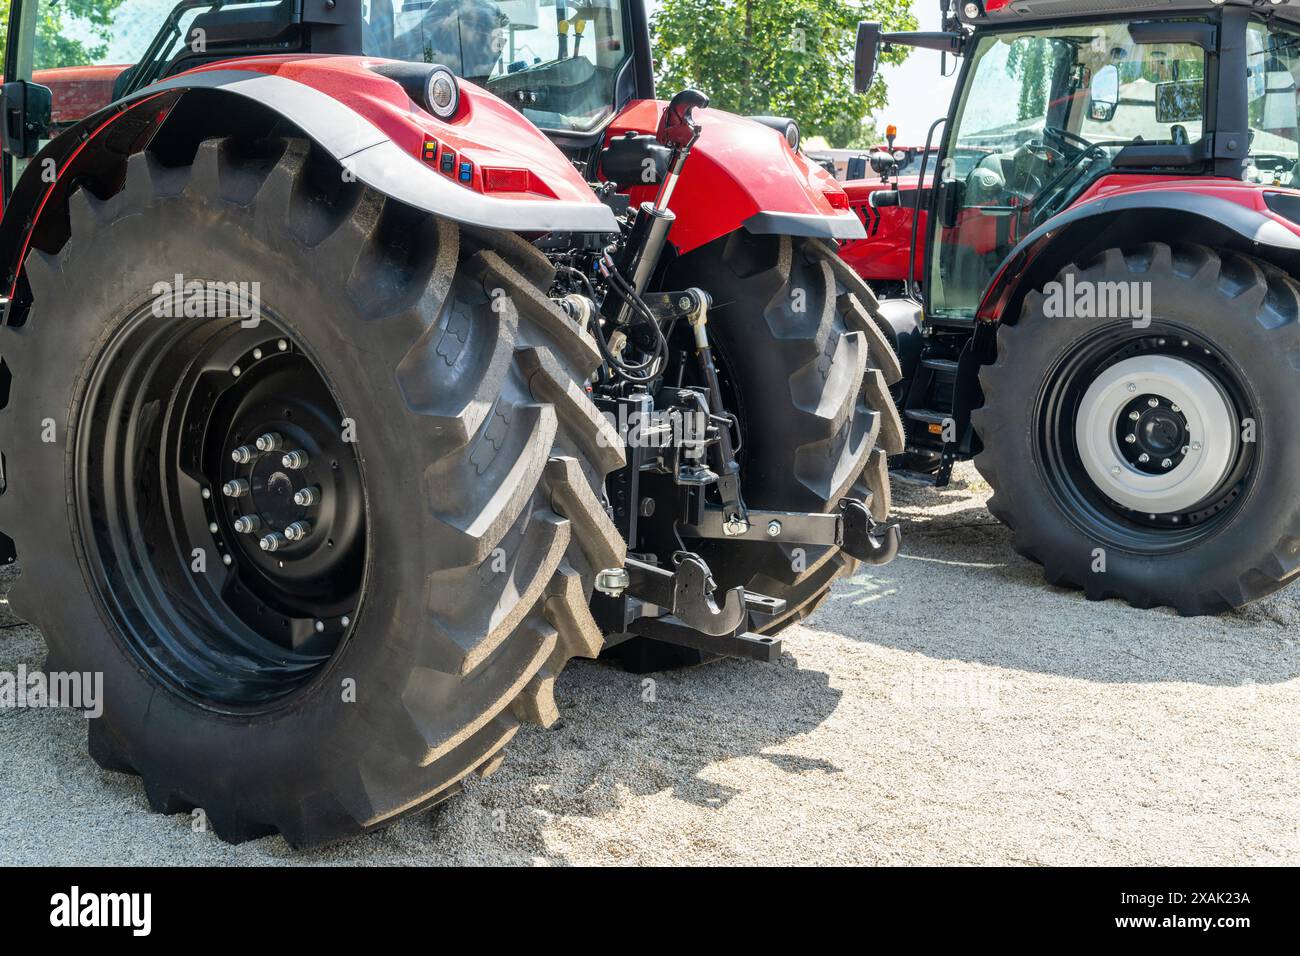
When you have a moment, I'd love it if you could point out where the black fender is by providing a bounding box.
[1,69,617,301]
[975,189,1300,328]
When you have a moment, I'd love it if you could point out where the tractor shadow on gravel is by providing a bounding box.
[812,468,1300,690]
[379,653,844,864]
[1,562,843,863]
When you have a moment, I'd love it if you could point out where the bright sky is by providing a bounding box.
[875,2,959,145]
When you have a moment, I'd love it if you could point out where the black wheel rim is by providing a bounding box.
[75,296,367,710]
[1036,321,1257,554]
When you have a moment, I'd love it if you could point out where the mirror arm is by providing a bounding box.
[882,31,965,56]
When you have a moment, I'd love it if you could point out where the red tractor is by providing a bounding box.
[0,0,901,843]
[854,0,1300,614]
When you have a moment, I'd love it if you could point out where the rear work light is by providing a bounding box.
[825,189,850,211]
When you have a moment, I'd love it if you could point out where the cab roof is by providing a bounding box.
[969,0,1300,28]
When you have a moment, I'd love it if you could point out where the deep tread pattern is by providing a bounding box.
[0,136,622,845]
[544,455,626,572]
[975,242,1300,614]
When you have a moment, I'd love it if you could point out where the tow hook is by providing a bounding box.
[589,552,789,662]
[626,554,748,636]
[839,499,902,566]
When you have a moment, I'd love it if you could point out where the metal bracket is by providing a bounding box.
[640,288,709,323]
[683,507,842,545]
[682,499,900,566]
[629,616,784,663]
[625,554,748,636]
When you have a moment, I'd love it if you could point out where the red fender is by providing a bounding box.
[1,54,618,295]
[607,99,864,255]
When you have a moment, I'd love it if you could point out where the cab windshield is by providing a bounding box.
[930,20,1209,320]
[362,0,631,133]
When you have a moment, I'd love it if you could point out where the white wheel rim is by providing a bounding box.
[1074,355,1237,515]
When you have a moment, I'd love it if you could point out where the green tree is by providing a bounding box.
[653,0,916,148]
[0,0,128,70]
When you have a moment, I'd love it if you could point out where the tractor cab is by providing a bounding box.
[0,0,655,196]
[857,0,1300,324]
[847,0,1300,617]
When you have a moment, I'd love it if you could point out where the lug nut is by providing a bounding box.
[1161,458,1173,469]
[1127,383,1137,393]
[314,620,325,633]
[231,444,257,464]
[284,520,312,542]
[255,432,284,453]
[222,478,251,498]
[1171,404,1181,414]
[1128,411,1140,422]
[282,450,310,470]
[1138,453,1150,463]
[277,339,288,352]
[1125,434,1137,444]
[1147,397,1160,408]
[1191,441,1202,452]
[293,486,321,506]
[259,532,288,552]
[233,514,263,534]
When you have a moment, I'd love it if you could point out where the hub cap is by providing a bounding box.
[76,302,366,709]
[1075,355,1236,514]
[1037,325,1257,552]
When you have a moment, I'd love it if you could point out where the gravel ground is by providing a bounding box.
[1,463,1296,866]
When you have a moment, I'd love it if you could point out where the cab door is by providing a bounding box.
[1,0,172,209]
[1,0,51,209]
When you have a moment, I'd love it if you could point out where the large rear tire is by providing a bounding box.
[0,136,624,845]
[974,243,1300,614]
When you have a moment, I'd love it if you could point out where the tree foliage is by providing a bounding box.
[653,0,916,148]
[0,0,129,70]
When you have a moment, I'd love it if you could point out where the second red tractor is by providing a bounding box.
[852,0,1300,615]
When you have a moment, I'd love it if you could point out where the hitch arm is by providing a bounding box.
[682,499,900,566]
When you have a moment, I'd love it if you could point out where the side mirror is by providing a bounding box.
[1,81,53,160]
[1089,65,1120,124]
[855,22,882,95]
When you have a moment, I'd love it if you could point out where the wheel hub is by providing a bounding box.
[1075,354,1237,514]
[76,304,366,709]
[1118,396,1189,474]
